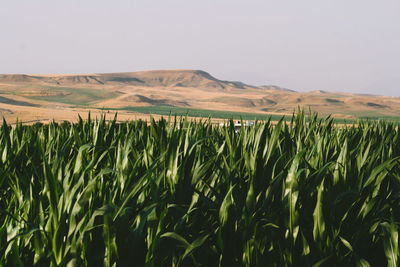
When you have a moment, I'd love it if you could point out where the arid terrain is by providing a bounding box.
[0,69,399,123]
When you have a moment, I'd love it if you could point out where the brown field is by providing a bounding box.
[0,69,399,123]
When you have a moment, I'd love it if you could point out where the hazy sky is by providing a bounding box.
[1,1,399,96]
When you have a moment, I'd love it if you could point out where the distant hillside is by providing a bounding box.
[0,70,256,91]
[0,69,400,123]
[259,85,296,92]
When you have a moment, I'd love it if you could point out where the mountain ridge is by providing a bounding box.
[0,69,260,90]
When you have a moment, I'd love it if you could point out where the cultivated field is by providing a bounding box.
[0,112,399,266]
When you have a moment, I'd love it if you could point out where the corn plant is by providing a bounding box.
[0,112,399,266]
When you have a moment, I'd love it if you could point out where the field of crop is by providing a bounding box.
[0,112,399,266]
[115,105,286,121]
[114,105,400,123]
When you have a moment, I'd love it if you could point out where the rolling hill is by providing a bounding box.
[0,69,399,123]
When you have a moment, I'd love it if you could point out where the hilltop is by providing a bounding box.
[0,70,256,90]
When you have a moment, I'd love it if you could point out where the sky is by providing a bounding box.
[1,0,399,96]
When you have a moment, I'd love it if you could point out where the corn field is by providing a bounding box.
[0,112,399,266]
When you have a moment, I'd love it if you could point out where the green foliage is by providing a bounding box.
[0,112,399,266]
[114,105,286,121]
[113,105,400,123]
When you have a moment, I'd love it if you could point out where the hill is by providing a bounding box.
[0,69,400,123]
[0,70,256,90]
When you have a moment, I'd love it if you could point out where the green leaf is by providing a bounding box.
[219,185,235,226]
[381,221,398,267]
